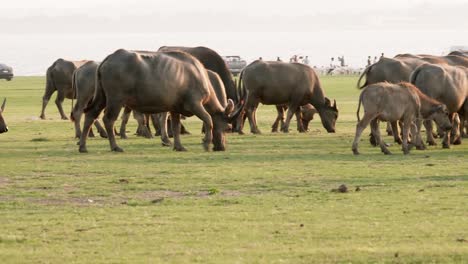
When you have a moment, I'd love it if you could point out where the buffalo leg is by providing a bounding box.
[386,122,393,136]
[189,104,213,151]
[391,121,402,144]
[295,108,306,132]
[352,113,378,155]
[170,112,186,151]
[103,104,124,152]
[371,119,391,155]
[93,120,107,138]
[55,89,68,120]
[71,105,84,139]
[40,85,56,120]
[79,107,105,153]
[272,105,285,133]
[158,112,172,147]
[401,120,411,154]
[424,120,437,146]
[281,101,300,133]
[119,107,131,139]
[246,106,261,134]
[133,111,152,138]
[451,113,461,145]
[413,119,426,150]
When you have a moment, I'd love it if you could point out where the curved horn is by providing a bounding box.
[333,99,337,109]
[1,98,6,112]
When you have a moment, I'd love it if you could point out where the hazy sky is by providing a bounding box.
[2,0,468,75]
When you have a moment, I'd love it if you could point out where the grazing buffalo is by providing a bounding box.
[410,63,468,147]
[271,104,317,133]
[352,82,452,155]
[0,99,8,133]
[70,61,107,139]
[41,59,89,120]
[158,46,240,130]
[158,46,238,104]
[238,60,338,134]
[79,49,243,153]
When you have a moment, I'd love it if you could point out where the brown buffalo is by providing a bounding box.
[271,104,317,133]
[41,59,89,120]
[0,99,8,133]
[410,63,468,148]
[352,82,452,155]
[238,60,338,134]
[79,49,243,153]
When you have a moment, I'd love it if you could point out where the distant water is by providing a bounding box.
[0,31,454,76]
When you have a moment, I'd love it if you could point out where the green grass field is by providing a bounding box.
[0,76,467,263]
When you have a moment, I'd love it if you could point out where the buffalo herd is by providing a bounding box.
[28,46,468,155]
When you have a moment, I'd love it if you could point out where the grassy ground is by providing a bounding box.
[0,76,467,263]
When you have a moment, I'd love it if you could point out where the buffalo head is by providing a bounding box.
[318,98,338,133]
[212,99,244,151]
[429,104,452,131]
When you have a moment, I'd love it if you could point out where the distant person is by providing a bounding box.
[302,56,310,65]
[259,57,263,61]
[276,57,282,62]
[338,56,345,67]
[380,53,384,59]
[373,56,378,63]
[367,56,372,66]
[327,57,336,75]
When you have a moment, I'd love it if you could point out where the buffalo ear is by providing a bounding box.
[225,99,234,116]
[325,97,331,106]
[1,98,6,112]
[333,99,337,110]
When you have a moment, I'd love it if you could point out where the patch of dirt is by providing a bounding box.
[30,197,105,206]
[138,190,186,200]
[0,177,10,188]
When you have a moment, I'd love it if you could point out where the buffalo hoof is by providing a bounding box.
[442,143,450,149]
[75,134,81,139]
[99,132,108,139]
[383,149,392,155]
[369,136,377,147]
[120,134,128,140]
[426,140,437,146]
[251,130,262,134]
[61,116,69,120]
[395,138,403,145]
[173,146,187,152]
[453,137,462,145]
[238,130,245,135]
[271,128,279,133]
[40,115,46,120]
[416,144,426,150]
[79,146,88,153]
[161,140,172,147]
[112,146,124,152]
[352,149,360,155]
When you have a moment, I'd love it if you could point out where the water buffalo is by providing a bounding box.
[158,46,238,104]
[237,60,338,134]
[410,63,468,148]
[358,54,468,142]
[41,59,89,120]
[70,61,107,139]
[271,104,317,133]
[0,99,8,133]
[79,49,243,153]
[352,82,452,155]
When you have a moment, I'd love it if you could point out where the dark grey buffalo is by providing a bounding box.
[410,63,468,147]
[0,99,8,133]
[70,61,107,139]
[79,49,243,153]
[41,59,89,120]
[238,60,338,134]
[352,82,451,155]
